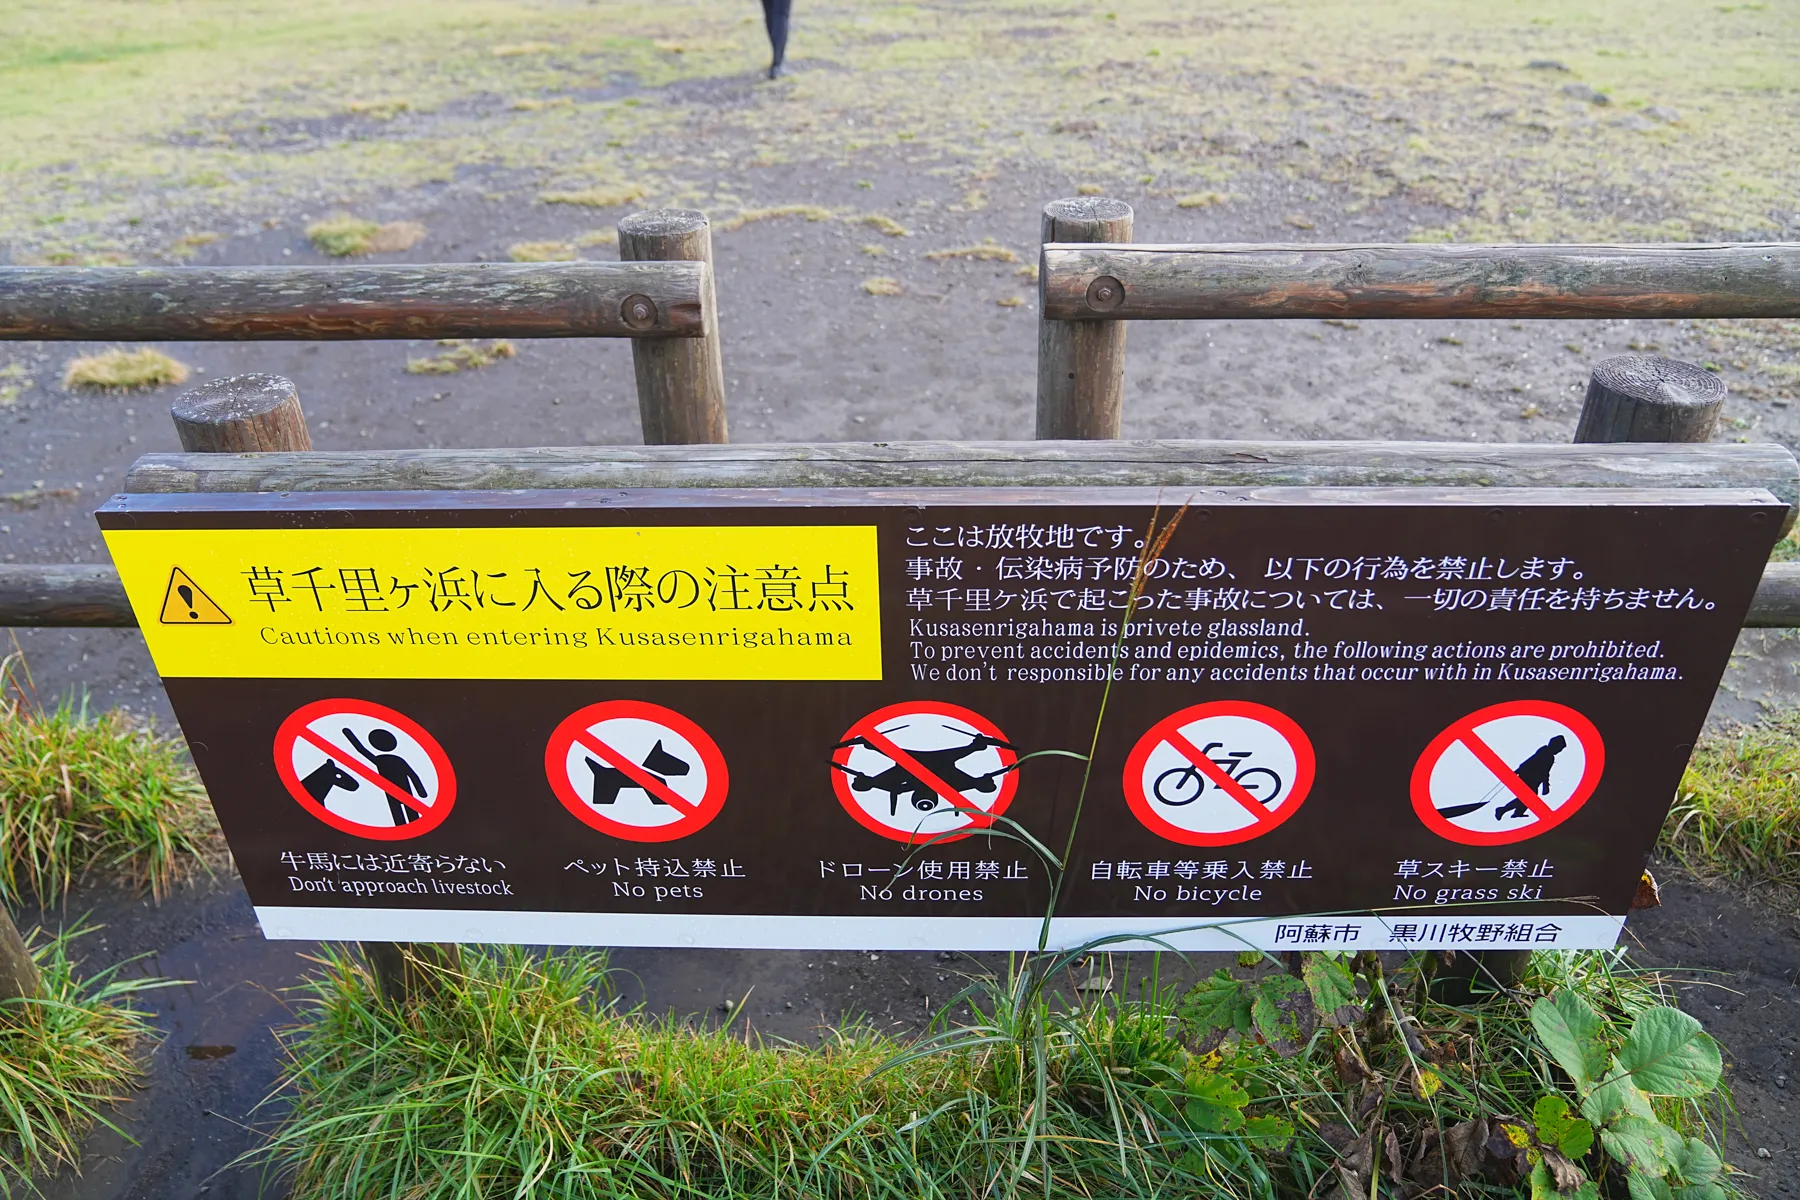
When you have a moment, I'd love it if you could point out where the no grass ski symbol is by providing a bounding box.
[1411,700,1605,846]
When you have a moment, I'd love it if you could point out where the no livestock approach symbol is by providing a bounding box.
[274,698,457,841]
[1122,700,1315,847]
[545,700,728,843]
[831,701,1020,845]
[1411,700,1604,846]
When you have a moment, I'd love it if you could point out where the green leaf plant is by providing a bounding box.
[1530,990,1728,1200]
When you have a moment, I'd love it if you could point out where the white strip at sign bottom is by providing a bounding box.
[256,908,1627,951]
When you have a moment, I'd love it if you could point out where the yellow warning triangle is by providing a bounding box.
[158,567,232,625]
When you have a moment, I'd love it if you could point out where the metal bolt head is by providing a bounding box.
[620,293,658,330]
[1086,274,1125,312]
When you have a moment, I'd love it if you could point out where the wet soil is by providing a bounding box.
[4,118,1799,1197]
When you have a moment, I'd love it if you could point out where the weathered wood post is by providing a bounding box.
[168,372,456,1003]
[618,210,728,445]
[1036,197,1133,440]
[1574,354,1726,444]
[0,910,40,1006]
[1438,353,1729,1003]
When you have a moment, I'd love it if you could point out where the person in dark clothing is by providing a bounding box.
[344,726,428,826]
[1494,735,1566,820]
[761,0,792,78]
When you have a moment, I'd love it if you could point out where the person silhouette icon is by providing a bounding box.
[343,726,428,826]
[1495,734,1566,820]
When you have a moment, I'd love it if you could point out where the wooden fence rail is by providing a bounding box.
[0,262,707,341]
[1040,242,1800,323]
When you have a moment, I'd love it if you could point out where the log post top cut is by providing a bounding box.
[1039,242,1800,321]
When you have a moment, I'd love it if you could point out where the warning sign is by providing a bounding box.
[831,702,1019,845]
[544,700,728,843]
[274,699,457,841]
[103,524,880,681]
[1122,701,1315,847]
[158,567,230,625]
[1411,700,1604,846]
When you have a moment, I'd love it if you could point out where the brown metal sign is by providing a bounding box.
[97,486,1781,951]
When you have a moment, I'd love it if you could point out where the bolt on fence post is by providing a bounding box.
[618,210,728,445]
[1036,197,1133,440]
[169,372,460,1004]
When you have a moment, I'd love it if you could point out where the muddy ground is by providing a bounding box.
[3,13,1800,1196]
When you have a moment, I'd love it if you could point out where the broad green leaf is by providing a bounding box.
[1532,991,1609,1090]
[1628,1171,1676,1200]
[1674,1183,1726,1200]
[1534,1093,1595,1160]
[1532,1161,1558,1200]
[1601,1116,1681,1175]
[1242,1113,1295,1149]
[1249,974,1310,1054]
[1581,1066,1655,1125]
[1179,970,1254,1038]
[1617,1008,1723,1098]
[1302,954,1361,1025]
[1668,1138,1722,1187]
[1182,1068,1250,1132]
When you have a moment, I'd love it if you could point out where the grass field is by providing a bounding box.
[3,0,1796,263]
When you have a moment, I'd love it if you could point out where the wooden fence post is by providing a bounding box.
[617,210,728,445]
[169,372,457,1004]
[1036,197,1133,440]
[1438,352,1728,1003]
[0,909,40,1006]
[1574,354,1726,444]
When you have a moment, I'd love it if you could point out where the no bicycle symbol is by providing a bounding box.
[1411,700,1604,846]
[274,698,457,841]
[831,701,1019,845]
[545,700,728,843]
[1123,701,1315,847]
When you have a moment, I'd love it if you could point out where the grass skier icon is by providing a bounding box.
[1438,734,1568,821]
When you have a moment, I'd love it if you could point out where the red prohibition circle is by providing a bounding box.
[1122,700,1316,848]
[1410,699,1604,847]
[831,700,1019,845]
[545,700,729,843]
[274,698,458,841]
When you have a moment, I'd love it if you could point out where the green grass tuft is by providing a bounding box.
[506,240,578,262]
[0,658,216,904]
[305,215,425,256]
[1663,710,1800,893]
[0,925,171,1189]
[60,348,189,393]
[255,943,1738,1199]
[403,338,517,375]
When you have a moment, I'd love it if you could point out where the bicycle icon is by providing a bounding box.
[1152,743,1283,807]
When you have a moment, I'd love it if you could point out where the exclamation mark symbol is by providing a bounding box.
[177,584,198,620]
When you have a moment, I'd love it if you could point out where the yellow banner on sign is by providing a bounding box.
[104,525,882,680]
